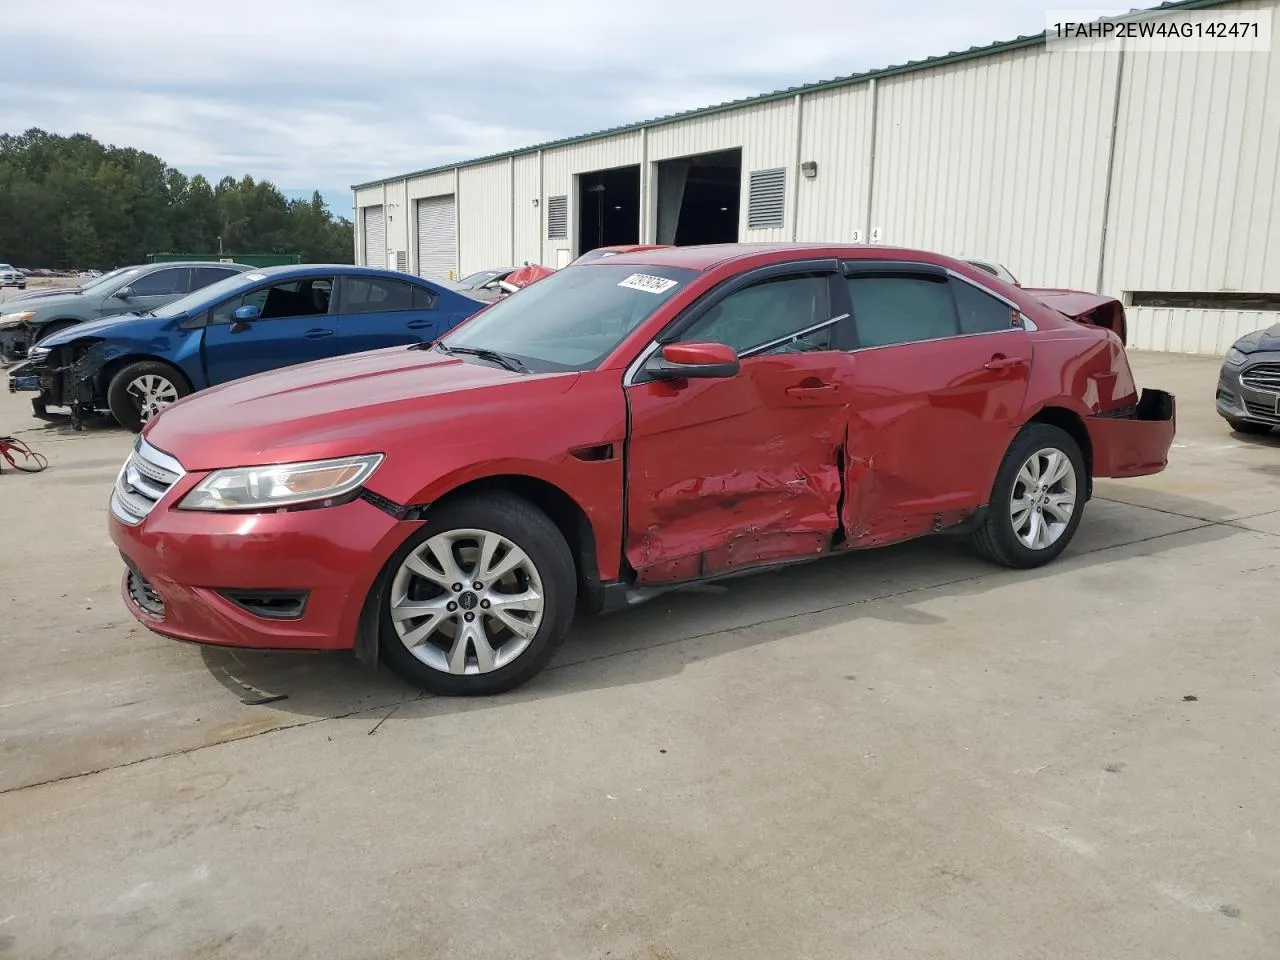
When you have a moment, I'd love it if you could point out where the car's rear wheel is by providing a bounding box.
[106,360,190,432]
[378,494,577,696]
[971,423,1086,569]
[1225,416,1273,436]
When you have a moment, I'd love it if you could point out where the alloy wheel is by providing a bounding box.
[389,527,546,675]
[1009,447,1077,551]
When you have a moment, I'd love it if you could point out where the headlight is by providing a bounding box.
[1224,346,1249,366]
[178,454,384,511]
[0,311,36,329]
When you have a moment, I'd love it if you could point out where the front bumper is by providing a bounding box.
[1216,353,1280,427]
[108,440,422,651]
[6,360,38,393]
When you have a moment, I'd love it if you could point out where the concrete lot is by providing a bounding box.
[1,353,1277,960]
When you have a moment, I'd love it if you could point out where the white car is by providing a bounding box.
[0,264,26,289]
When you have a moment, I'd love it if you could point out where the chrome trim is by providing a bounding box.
[739,313,850,359]
[1241,362,1280,393]
[622,340,664,387]
[110,437,186,526]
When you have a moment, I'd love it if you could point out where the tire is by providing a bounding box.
[971,423,1087,569]
[378,493,578,696]
[106,360,190,432]
[1226,416,1273,436]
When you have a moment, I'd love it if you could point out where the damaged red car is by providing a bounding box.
[109,244,1176,696]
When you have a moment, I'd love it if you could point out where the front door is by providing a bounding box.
[624,267,856,584]
[837,263,1033,545]
[102,266,192,318]
[201,276,340,384]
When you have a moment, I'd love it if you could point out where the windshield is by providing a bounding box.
[83,266,138,293]
[442,263,696,372]
[150,271,257,319]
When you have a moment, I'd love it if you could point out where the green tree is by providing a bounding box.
[0,127,353,268]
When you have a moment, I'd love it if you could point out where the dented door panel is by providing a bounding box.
[840,333,1033,546]
[625,352,854,583]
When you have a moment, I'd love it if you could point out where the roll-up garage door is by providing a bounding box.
[416,195,457,280]
[363,205,386,268]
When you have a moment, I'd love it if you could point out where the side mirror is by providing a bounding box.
[233,304,260,323]
[116,285,133,299]
[643,341,740,381]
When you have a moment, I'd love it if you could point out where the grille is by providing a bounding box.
[1243,398,1280,422]
[126,569,165,617]
[1241,362,1280,393]
[546,196,568,239]
[110,438,185,525]
[747,168,787,230]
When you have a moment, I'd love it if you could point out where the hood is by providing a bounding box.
[1237,321,1280,353]
[144,345,580,471]
[2,286,81,304]
[35,311,155,346]
[0,289,89,318]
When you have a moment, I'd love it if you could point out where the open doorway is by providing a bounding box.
[654,148,741,246]
[577,165,641,255]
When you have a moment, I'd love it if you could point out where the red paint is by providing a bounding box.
[117,243,1175,652]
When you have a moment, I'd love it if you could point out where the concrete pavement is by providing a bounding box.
[1,353,1277,959]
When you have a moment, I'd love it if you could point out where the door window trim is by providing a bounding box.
[208,275,338,325]
[839,260,1037,353]
[623,258,847,386]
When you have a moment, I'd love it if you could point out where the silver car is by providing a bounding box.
[1216,323,1280,435]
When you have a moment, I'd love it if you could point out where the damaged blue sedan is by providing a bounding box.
[6,264,485,430]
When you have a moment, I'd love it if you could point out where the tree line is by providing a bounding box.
[0,128,353,269]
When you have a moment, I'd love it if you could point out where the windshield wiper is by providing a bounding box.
[438,343,529,374]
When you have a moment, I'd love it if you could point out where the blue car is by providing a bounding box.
[8,264,485,430]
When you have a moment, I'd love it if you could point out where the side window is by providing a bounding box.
[846,275,957,348]
[191,266,239,290]
[412,285,437,310]
[210,278,333,324]
[951,278,1018,335]
[130,268,190,296]
[679,274,834,355]
[341,276,426,315]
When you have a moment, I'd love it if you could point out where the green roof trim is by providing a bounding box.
[351,0,1234,192]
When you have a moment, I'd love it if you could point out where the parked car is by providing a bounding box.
[449,267,515,302]
[0,261,251,363]
[1216,323,1280,435]
[10,264,486,430]
[108,243,1175,697]
[0,264,27,290]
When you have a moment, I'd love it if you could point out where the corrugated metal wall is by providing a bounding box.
[356,0,1280,354]
[871,47,1119,292]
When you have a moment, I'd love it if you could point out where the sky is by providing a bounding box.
[1,1,1136,217]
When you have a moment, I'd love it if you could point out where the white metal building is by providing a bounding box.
[352,0,1280,355]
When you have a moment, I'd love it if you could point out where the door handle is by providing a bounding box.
[984,354,1028,371]
[785,383,839,399]
[304,328,336,339]
[406,319,435,330]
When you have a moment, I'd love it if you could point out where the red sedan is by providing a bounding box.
[109,244,1176,695]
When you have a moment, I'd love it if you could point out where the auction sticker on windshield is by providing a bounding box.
[617,274,678,294]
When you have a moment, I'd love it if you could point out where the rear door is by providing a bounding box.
[624,262,857,584]
[200,275,340,384]
[334,274,441,352]
[838,261,1033,545]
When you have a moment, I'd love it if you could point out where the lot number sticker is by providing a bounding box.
[618,273,678,294]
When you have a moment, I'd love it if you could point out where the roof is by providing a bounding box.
[239,263,432,279]
[352,0,1233,192]
[577,241,968,271]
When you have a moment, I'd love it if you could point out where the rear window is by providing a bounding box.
[442,263,696,372]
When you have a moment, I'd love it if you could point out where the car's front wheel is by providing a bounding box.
[971,423,1087,569]
[378,494,578,696]
[106,360,190,431]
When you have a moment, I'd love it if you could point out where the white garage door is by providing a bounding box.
[363,205,386,269]
[416,195,457,280]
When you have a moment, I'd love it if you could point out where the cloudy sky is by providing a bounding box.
[2,1,1131,214]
